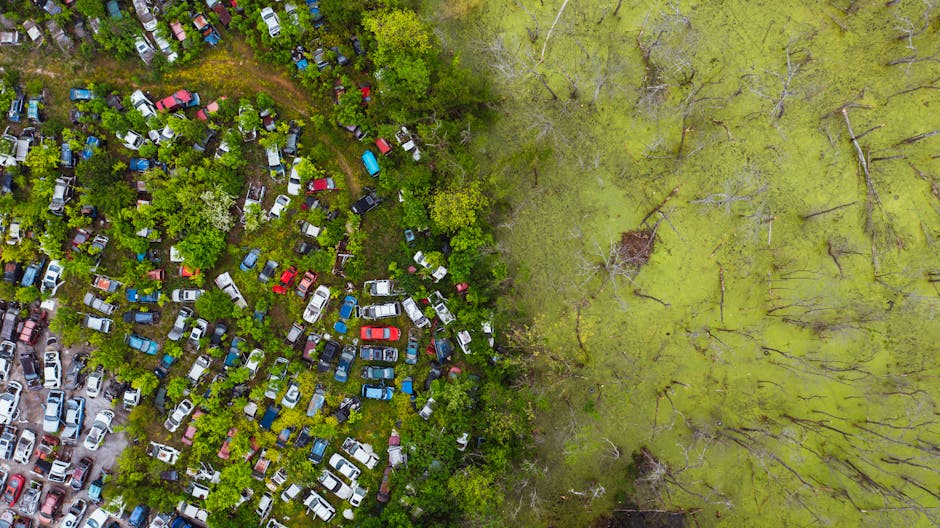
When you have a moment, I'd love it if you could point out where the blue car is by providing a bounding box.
[126,333,160,355]
[400,376,415,401]
[20,260,45,288]
[361,150,380,177]
[334,346,356,383]
[362,384,395,401]
[127,289,161,303]
[69,88,95,101]
[60,143,74,168]
[239,248,260,271]
[224,337,245,369]
[307,437,329,464]
[333,295,357,334]
[82,136,101,160]
[129,158,151,171]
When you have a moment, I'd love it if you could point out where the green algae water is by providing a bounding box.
[429,0,940,525]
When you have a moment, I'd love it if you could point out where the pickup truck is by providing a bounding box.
[241,183,265,224]
[341,437,379,470]
[215,272,248,309]
[92,275,121,293]
[358,302,401,320]
[83,293,117,315]
[358,345,398,363]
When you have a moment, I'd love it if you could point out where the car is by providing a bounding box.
[351,190,380,214]
[122,130,146,150]
[328,453,361,481]
[0,381,21,425]
[308,177,336,192]
[239,248,261,271]
[317,340,340,373]
[167,307,193,341]
[0,427,15,459]
[307,437,329,464]
[349,484,368,508]
[359,302,401,320]
[130,90,157,118]
[364,279,404,297]
[217,428,237,460]
[264,357,289,400]
[260,7,281,37]
[43,390,65,433]
[171,289,203,302]
[187,355,212,385]
[83,410,114,451]
[341,437,379,469]
[69,457,93,491]
[148,442,180,466]
[362,366,395,380]
[302,285,331,323]
[83,508,109,528]
[405,331,420,365]
[135,36,155,63]
[85,369,104,398]
[268,194,290,219]
[338,295,357,321]
[12,429,35,464]
[377,466,393,503]
[164,399,193,432]
[59,498,88,528]
[245,348,265,379]
[209,322,227,348]
[303,490,335,522]
[41,259,63,294]
[2,474,24,505]
[126,289,161,303]
[0,341,14,383]
[361,326,401,341]
[362,384,395,401]
[258,260,278,283]
[62,397,85,440]
[419,397,436,420]
[123,310,159,325]
[317,470,353,500]
[286,159,303,195]
[43,350,62,389]
[334,346,356,383]
[188,319,209,349]
[295,271,318,298]
[156,89,198,112]
[196,97,226,121]
[255,492,274,520]
[280,381,301,409]
[404,298,430,328]
[125,334,159,355]
[181,409,205,446]
[272,266,297,294]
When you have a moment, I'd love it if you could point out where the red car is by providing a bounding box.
[182,409,206,446]
[272,266,298,295]
[2,474,25,505]
[156,89,197,112]
[38,486,65,524]
[307,178,336,193]
[217,427,237,460]
[295,271,318,298]
[18,318,42,346]
[361,326,401,341]
[196,97,227,121]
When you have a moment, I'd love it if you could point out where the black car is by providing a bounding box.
[293,425,312,449]
[425,360,443,392]
[64,354,88,391]
[3,262,22,284]
[103,379,129,401]
[350,35,364,56]
[283,121,301,156]
[209,322,227,348]
[331,396,361,424]
[122,310,160,325]
[351,190,380,215]
[19,351,42,390]
[258,260,278,283]
[317,340,340,373]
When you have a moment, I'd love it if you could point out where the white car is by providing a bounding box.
[149,442,181,465]
[349,484,368,508]
[122,130,146,150]
[287,158,303,195]
[245,348,265,379]
[60,498,89,528]
[303,490,335,522]
[83,409,115,451]
[256,492,274,520]
[187,355,212,385]
[189,318,209,349]
[341,437,379,469]
[171,288,204,302]
[302,285,331,323]
[130,90,157,119]
[43,350,62,389]
[85,369,104,398]
[317,470,353,500]
[41,259,64,295]
[134,36,154,63]
[0,340,14,383]
[280,381,301,409]
[264,357,289,400]
[260,7,281,38]
[167,307,193,341]
[328,453,361,481]
[164,399,194,432]
[268,194,290,219]
[12,428,36,464]
[413,251,448,281]
[83,507,110,528]
[43,389,65,433]
[0,381,22,425]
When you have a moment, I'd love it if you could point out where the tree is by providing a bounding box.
[447,467,504,518]
[195,290,235,321]
[131,371,160,398]
[198,187,236,232]
[205,464,252,512]
[430,182,488,234]
[176,229,226,270]
[166,377,189,402]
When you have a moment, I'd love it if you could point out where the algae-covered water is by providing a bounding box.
[429,0,940,525]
